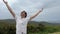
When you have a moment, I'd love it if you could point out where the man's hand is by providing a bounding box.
[3,0,8,4]
[39,8,43,12]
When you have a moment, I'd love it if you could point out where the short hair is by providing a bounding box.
[21,10,27,18]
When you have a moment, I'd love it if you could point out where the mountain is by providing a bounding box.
[0,19,15,24]
[0,19,60,26]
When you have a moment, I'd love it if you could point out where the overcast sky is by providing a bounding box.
[0,0,60,22]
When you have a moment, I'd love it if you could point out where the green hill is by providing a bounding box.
[0,19,60,26]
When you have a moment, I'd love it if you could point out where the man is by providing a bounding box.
[3,0,43,34]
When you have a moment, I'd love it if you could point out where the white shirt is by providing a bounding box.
[15,15,30,34]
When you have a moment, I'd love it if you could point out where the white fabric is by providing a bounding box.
[15,15,30,34]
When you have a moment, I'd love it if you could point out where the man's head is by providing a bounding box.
[20,10,27,18]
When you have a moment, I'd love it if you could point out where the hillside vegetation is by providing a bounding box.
[0,19,60,34]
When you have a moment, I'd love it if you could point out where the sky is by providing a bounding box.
[0,0,60,22]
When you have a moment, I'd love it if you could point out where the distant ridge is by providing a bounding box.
[0,19,60,26]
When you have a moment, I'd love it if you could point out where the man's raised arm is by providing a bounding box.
[30,8,43,20]
[3,0,15,18]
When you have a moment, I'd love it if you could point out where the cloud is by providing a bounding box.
[44,0,60,8]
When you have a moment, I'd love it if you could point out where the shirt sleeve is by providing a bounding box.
[26,17,30,21]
